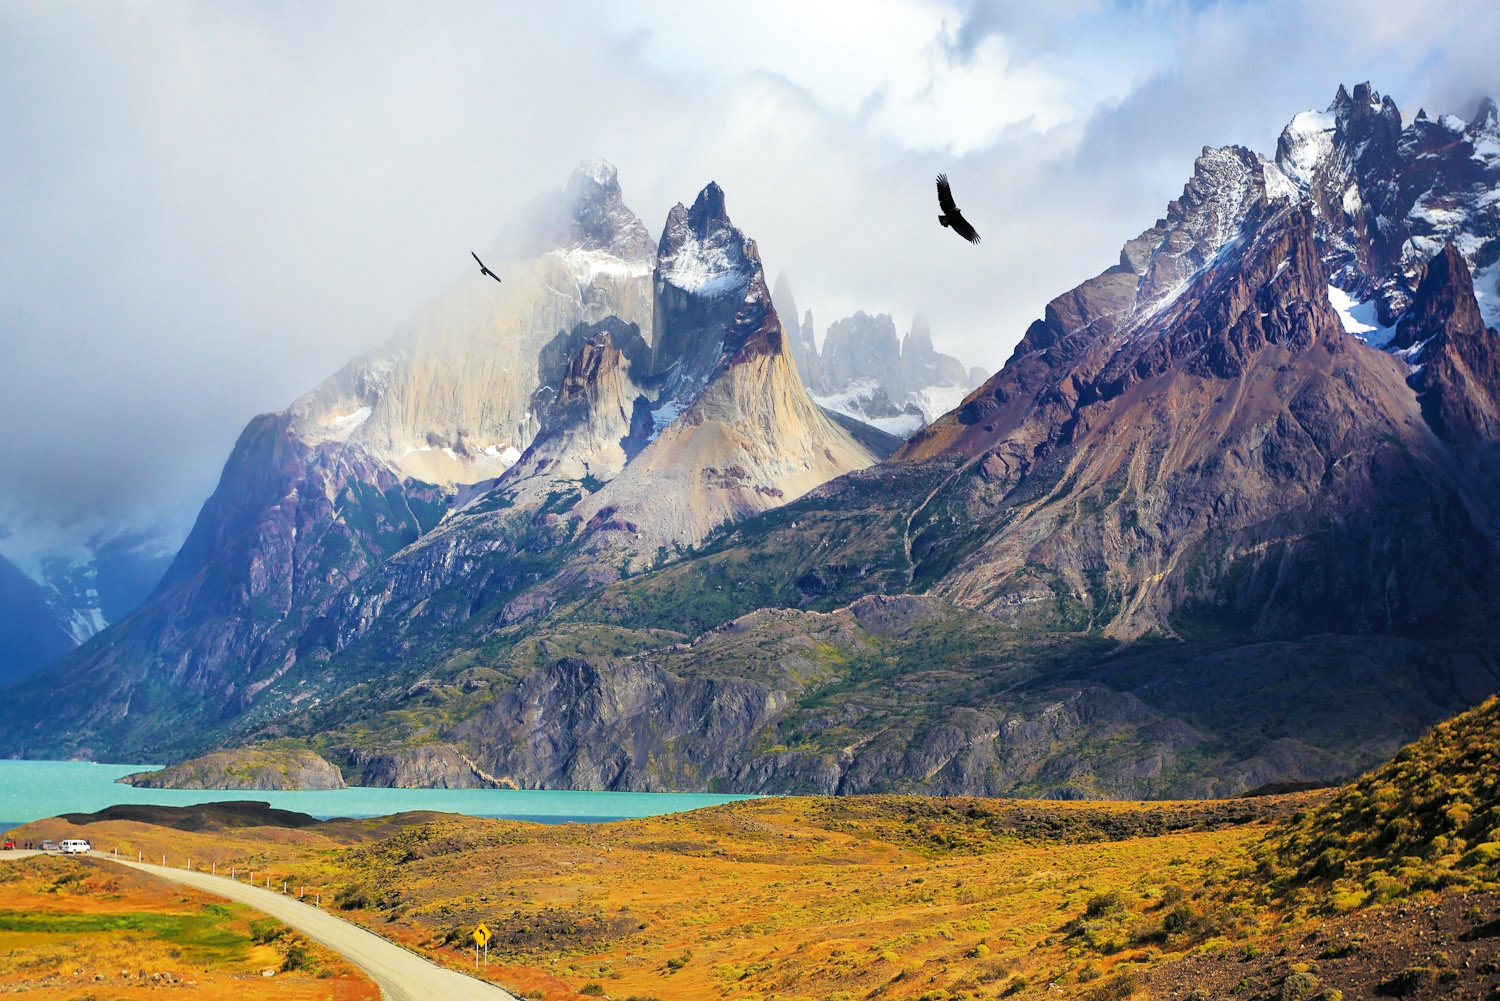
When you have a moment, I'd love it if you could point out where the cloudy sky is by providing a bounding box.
[2,0,1498,559]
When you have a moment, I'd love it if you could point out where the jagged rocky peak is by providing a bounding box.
[771,272,821,391]
[556,159,657,261]
[1117,145,1271,306]
[1272,82,1500,325]
[1393,243,1487,351]
[997,143,1274,373]
[806,309,984,439]
[656,182,754,299]
[1395,243,1500,446]
[564,182,879,558]
[823,312,901,391]
[650,181,763,389]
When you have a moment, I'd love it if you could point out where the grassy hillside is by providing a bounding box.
[1253,693,1500,913]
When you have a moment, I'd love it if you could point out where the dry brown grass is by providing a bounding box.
[15,794,1312,1000]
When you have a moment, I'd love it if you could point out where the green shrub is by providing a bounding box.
[249,918,286,944]
[1085,891,1126,917]
[1280,971,1320,1000]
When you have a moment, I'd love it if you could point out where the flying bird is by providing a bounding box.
[935,174,981,245]
[471,251,502,284]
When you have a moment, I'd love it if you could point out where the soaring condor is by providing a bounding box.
[935,174,980,245]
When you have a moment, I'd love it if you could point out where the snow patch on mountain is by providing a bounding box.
[482,444,522,466]
[331,407,372,430]
[659,240,750,298]
[554,247,652,284]
[813,378,926,438]
[1475,258,1500,330]
[1328,285,1395,347]
[911,383,971,424]
[648,399,683,442]
[1280,109,1336,184]
[1262,160,1299,202]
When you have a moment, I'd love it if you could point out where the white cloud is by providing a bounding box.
[598,0,1111,154]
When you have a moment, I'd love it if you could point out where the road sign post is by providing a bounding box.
[472,923,491,970]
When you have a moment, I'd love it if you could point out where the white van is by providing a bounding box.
[58,839,91,854]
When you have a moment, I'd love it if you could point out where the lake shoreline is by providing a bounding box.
[0,760,755,829]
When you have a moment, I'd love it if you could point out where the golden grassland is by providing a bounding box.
[0,853,378,1001]
[17,796,1308,1001]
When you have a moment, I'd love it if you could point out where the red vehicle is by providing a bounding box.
[2,839,14,850]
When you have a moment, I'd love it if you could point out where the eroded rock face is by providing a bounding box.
[349,745,495,789]
[571,183,879,555]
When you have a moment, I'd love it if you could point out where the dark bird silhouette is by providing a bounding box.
[935,174,980,245]
[471,251,502,284]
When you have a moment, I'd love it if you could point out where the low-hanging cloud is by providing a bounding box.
[1,0,1496,554]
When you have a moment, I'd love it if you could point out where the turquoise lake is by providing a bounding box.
[0,760,754,830]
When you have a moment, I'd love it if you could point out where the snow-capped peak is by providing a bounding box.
[575,158,617,188]
[656,183,753,300]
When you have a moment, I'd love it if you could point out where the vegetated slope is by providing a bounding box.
[121,744,347,791]
[1264,693,1500,911]
[23,700,1500,1001]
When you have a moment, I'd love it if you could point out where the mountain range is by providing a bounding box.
[0,530,174,687]
[3,84,1498,801]
[770,276,987,438]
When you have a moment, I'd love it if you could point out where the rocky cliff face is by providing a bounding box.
[1395,243,1500,447]
[771,272,821,390]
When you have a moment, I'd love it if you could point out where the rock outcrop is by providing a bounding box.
[123,745,346,790]
[1395,243,1500,447]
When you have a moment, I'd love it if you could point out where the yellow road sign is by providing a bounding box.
[473,923,491,947]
